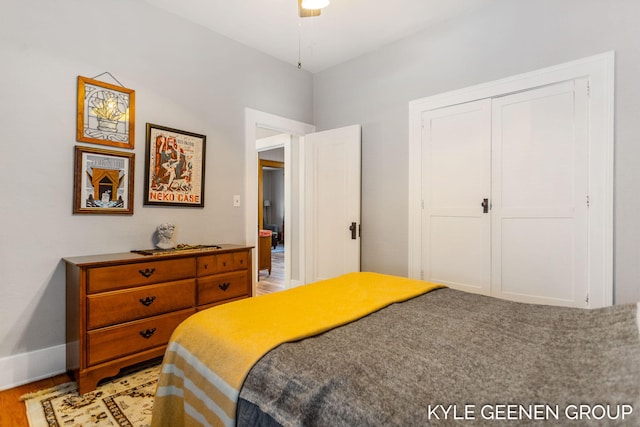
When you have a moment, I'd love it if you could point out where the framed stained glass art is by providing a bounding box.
[77,76,135,149]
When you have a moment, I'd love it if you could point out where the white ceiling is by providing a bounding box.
[142,0,495,73]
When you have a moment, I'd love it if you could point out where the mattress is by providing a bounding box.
[151,273,640,426]
[238,287,640,426]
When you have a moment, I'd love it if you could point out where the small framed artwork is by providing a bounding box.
[77,76,135,149]
[143,123,206,207]
[73,146,135,214]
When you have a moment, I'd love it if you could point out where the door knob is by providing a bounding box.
[481,198,489,214]
[349,222,357,240]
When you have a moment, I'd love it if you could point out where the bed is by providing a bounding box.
[151,272,640,426]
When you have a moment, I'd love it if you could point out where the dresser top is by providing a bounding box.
[63,244,253,267]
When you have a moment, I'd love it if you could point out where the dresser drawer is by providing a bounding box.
[197,271,249,305]
[197,251,248,276]
[87,279,196,329]
[87,258,195,293]
[87,309,194,366]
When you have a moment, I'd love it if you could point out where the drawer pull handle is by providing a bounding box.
[204,264,209,269]
[139,328,156,339]
[139,296,156,306]
[139,268,156,278]
[219,282,230,291]
[222,261,227,267]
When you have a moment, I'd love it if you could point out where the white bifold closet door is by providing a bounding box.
[421,99,492,295]
[422,79,589,307]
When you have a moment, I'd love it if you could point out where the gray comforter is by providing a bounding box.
[238,288,640,426]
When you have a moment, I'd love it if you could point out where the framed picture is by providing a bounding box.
[143,123,206,207]
[77,76,135,149]
[73,146,135,214]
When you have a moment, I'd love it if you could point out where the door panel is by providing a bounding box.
[498,88,576,210]
[499,218,575,301]
[429,216,488,289]
[422,99,491,294]
[304,125,361,283]
[491,80,589,306]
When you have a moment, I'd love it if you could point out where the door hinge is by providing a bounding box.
[586,195,590,208]
[420,270,424,280]
[585,293,590,304]
[421,199,425,209]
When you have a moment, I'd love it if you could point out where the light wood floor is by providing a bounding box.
[0,372,71,427]
[1,248,286,426]
[256,246,285,296]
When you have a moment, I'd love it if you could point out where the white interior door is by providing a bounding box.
[491,80,589,306]
[421,99,492,294]
[304,125,361,283]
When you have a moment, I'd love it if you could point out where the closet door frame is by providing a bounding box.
[408,51,615,308]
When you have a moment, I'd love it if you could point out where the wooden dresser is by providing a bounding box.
[64,244,252,394]
[258,231,272,276]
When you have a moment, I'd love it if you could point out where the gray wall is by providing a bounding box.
[313,0,640,304]
[0,0,312,362]
[260,148,285,230]
[263,169,285,230]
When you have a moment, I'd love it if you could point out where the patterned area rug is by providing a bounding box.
[21,364,159,427]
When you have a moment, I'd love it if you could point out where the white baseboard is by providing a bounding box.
[289,279,304,288]
[0,345,67,391]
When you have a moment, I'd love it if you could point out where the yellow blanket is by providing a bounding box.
[151,272,444,426]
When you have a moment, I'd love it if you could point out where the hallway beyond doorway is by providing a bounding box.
[257,244,284,296]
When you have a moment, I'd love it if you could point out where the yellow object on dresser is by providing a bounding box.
[64,244,253,395]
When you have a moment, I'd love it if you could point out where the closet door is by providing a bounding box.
[491,80,589,307]
[421,99,492,294]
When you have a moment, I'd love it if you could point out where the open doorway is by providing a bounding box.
[244,108,316,296]
[257,148,285,294]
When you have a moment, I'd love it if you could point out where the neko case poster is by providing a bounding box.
[143,123,206,207]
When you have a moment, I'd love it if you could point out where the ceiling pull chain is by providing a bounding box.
[297,19,302,69]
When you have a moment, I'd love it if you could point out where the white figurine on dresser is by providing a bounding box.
[156,223,175,249]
